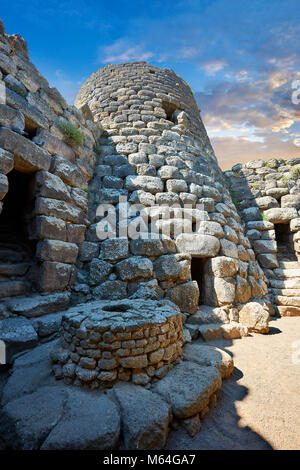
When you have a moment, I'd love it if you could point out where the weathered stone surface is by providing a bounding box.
[281,194,300,209]
[37,239,78,264]
[257,253,279,269]
[0,317,38,363]
[0,386,67,449]
[1,341,56,404]
[125,175,163,194]
[88,258,113,285]
[31,312,64,338]
[219,239,238,259]
[264,207,298,224]
[208,256,239,277]
[255,196,279,210]
[235,275,251,303]
[214,277,236,304]
[253,239,277,254]
[0,103,25,132]
[50,155,86,189]
[7,292,70,317]
[153,361,222,419]
[35,197,86,224]
[238,302,270,333]
[116,256,153,281]
[34,170,71,201]
[100,237,128,261]
[36,215,66,241]
[167,281,199,314]
[198,322,248,341]
[41,389,120,450]
[176,233,220,258]
[0,173,8,199]
[0,280,25,297]
[113,383,171,450]
[0,127,51,173]
[186,305,229,325]
[183,343,234,378]
[39,261,72,292]
[198,221,224,238]
[33,129,75,162]
[0,148,14,174]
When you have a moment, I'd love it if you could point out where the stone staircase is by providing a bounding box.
[0,242,31,299]
[269,260,300,316]
[184,305,248,341]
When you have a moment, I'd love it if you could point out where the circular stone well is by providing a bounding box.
[51,298,184,388]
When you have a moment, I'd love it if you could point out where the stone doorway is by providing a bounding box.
[191,257,207,305]
[0,169,36,298]
[274,223,297,262]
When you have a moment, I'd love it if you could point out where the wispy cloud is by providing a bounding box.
[202,60,228,76]
[98,39,154,64]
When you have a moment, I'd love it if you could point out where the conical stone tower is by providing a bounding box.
[74,62,270,317]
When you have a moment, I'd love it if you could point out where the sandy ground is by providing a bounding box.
[166,317,300,450]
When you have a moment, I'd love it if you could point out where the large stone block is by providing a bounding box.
[253,239,277,254]
[176,233,220,258]
[116,256,153,281]
[125,175,163,194]
[35,215,67,241]
[33,129,75,162]
[0,148,14,174]
[167,281,199,314]
[214,277,236,304]
[264,207,298,223]
[50,155,86,189]
[7,292,71,318]
[0,128,51,173]
[238,302,270,333]
[0,103,25,131]
[281,194,300,209]
[39,261,72,292]
[35,197,86,224]
[100,237,128,261]
[153,361,221,419]
[255,196,279,210]
[34,170,71,201]
[113,383,171,450]
[0,317,38,363]
[37,239,78,264]
[88,258,113,285]
[208,256,239,277]
[219,239,238,259]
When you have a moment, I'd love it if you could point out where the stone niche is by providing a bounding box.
[51,298,184,388]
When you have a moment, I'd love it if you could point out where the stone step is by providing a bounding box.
[182,342,234,378]
[279,261,300,269]
[273,268,300,278]
[0,317,38,363]
[0,281,26,298]
[0,249,27,263]
[0,263,30,277]
[7,292,71,318]
[185,322,248,342]
[275,296,300,307]
[277,306,300,317]
[270,288,300,297]
[186,305,229,325]
[269,278,300,289]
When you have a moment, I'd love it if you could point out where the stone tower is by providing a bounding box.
[74,62,270,318]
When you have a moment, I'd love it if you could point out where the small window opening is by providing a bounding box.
[161,100,182,123]
[191,257,207,305]
[274,223,297,261]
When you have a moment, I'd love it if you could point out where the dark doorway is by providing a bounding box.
[191,257,207,304]
[274,223,297,261]
[0,170,36,294]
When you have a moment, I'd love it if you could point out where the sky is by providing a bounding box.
[1,0,300,169]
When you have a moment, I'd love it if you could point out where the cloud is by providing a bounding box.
[202,60,228,76]
[99,39,154,64]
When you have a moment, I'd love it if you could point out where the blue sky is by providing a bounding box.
[2,0,300,168]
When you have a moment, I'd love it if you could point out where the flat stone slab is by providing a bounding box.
[152,361,222,419]
[0,317,38,363]
[182,342,234,378]
[0,385,67,449]
[7,292,70,318]
[41,389,120,450]
[0,384,120,450]
[186,305,229,325]
[1,340,57,405]
[197,322,248,341]
[113,383,171,450]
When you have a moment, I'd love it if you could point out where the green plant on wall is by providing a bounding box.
[290,166,300,179]
[251,183,259,189]
[57,120,84,146]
